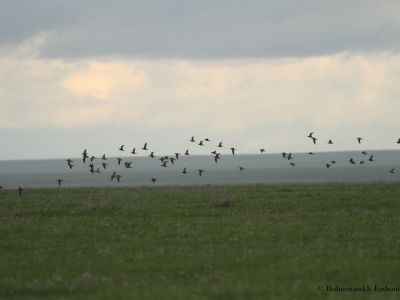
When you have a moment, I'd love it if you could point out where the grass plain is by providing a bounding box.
[1,183,400,299]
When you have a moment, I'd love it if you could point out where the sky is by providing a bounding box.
[1,0,400,160]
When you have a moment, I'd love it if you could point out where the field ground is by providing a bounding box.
[1,184,400,299]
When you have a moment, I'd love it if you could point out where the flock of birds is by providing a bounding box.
[11,132,400,194]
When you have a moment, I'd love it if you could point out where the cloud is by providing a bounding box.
[1,36,400,156]
[1,1,400,59]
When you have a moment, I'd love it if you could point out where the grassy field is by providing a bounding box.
[1,184,400,299]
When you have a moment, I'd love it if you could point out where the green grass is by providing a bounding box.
[1,184,400,299]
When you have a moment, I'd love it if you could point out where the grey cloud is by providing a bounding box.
[1,0,400,58]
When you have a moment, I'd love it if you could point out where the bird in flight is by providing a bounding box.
[260,149,265,153]
[282,152,287,159]
[198,140,204,146]
[326,163,331,168]
[287,153,293,160]
[204,138,210,142]
[182,167,188,174]
[57,179,63,187]
[308,132,314,138]
[151,177,157,184]
[308,152,314,155]
[368,155,374,162]
[230,147,236,155]
[289,162,296,167]
[349,158,356,164]
[111,171,117,181]
[90,155,96,162]
[198,169,204,176]
[390,168,396,174]
[328,139,334,144]
[357,137,363,144]
[117,158,123,165]
[18,186,23,196]
[214,153,221,163]
[142,143,148,150]
[131,148,137,155]
[119,145,125,151]
[184,149,190,155]
[82,149,89,164]
[190,136,195,142]
[170,157,176,165]
[66,159,74,169]
[174,153,180,160]
[218,142,223,148]
[397,138,400,144]
[101,154,107,160]
[149,152,155,158]
[311,137,318,144]
[361,151,367,155]
[161,161,168,167]
[102,162,108,169]
[124,162,132,168]
[239,166,245,171]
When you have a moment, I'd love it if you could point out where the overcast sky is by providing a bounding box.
[1,1,400,160]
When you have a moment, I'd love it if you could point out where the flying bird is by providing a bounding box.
[230,147,236,155]
[149,152,155,158]
[184,149,190,155]
[282,152,287,159]
[119,145,125,151]
[111,171,117,181]
[361,151,367,155]
[260,149,265,153]
[368,155,374,162]
[102,162,108,169]
[328,139,334,144]
[190,136,195,142]
[131,148,137,154]
[57,179,63,187]
[311,137,318,144]
[218,142,223,148]
[204,138,210,142]
[174,153,180,160]
[198,140,204,146]
[289,162,296,167]
[287,153,293,160]
[82,149,89,163]
[124,162,132,168]
[161,161,168,167]
[117,158,123,165]
[326,163,331,168]
[101,154,107,160]
[308,132,314,138]
[198,169,204,176]
[90,155,96,162]
[357,137,363,144]
[349,158,356,164]
[182,167,187,174]
[397,138,400,144]
[390,168,396,174]
[142,143,148,150]
[151,177,157,184]
[239,166,245,171]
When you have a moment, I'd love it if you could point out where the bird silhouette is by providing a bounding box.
[397,138,400,144]
[111,171,117,181]
[149,152,155,158]
[198,140,204,146]
[174,153,180,160]
[357,137,363,144]
[124,162,132,168]
[368,155,374,162]
[311,137,318,144]
[198,169,204,176]
[361,151,367,155]
[326,163,331,168]
[131,148,137,154]
[57,179,63,187]
[239,166,245,171]
[287,153,293,160]
[230,147,236,155]
[90,155,96,162]
[190,136,195,142]
[349,158,356,164]
[282,152,287,159]
[142,143,148,150]
[151,177,157,184]
[117,158,123,165]
[89,163,95,174]
[308,152,314,155]
[289,162,296,167]
[82,149,89,163]
[218,142,223,148]
[101,154,107,160]
[331,160,336,164]
[214,154,221,163]
[170,157,176,164]
[182,167,188,174]
[184,149,190,155]
[18,186,23,196]
[260,149,265,153]
[119,145,125,151]
[102,162,108,169]
[390,168,396,174]
[161,161,168,167]
[115,175,121,182]
[204,138,210,142]
[308,132,314,138]
[328,139,334,144]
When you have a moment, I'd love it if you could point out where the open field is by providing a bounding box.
[1,184,400,299]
